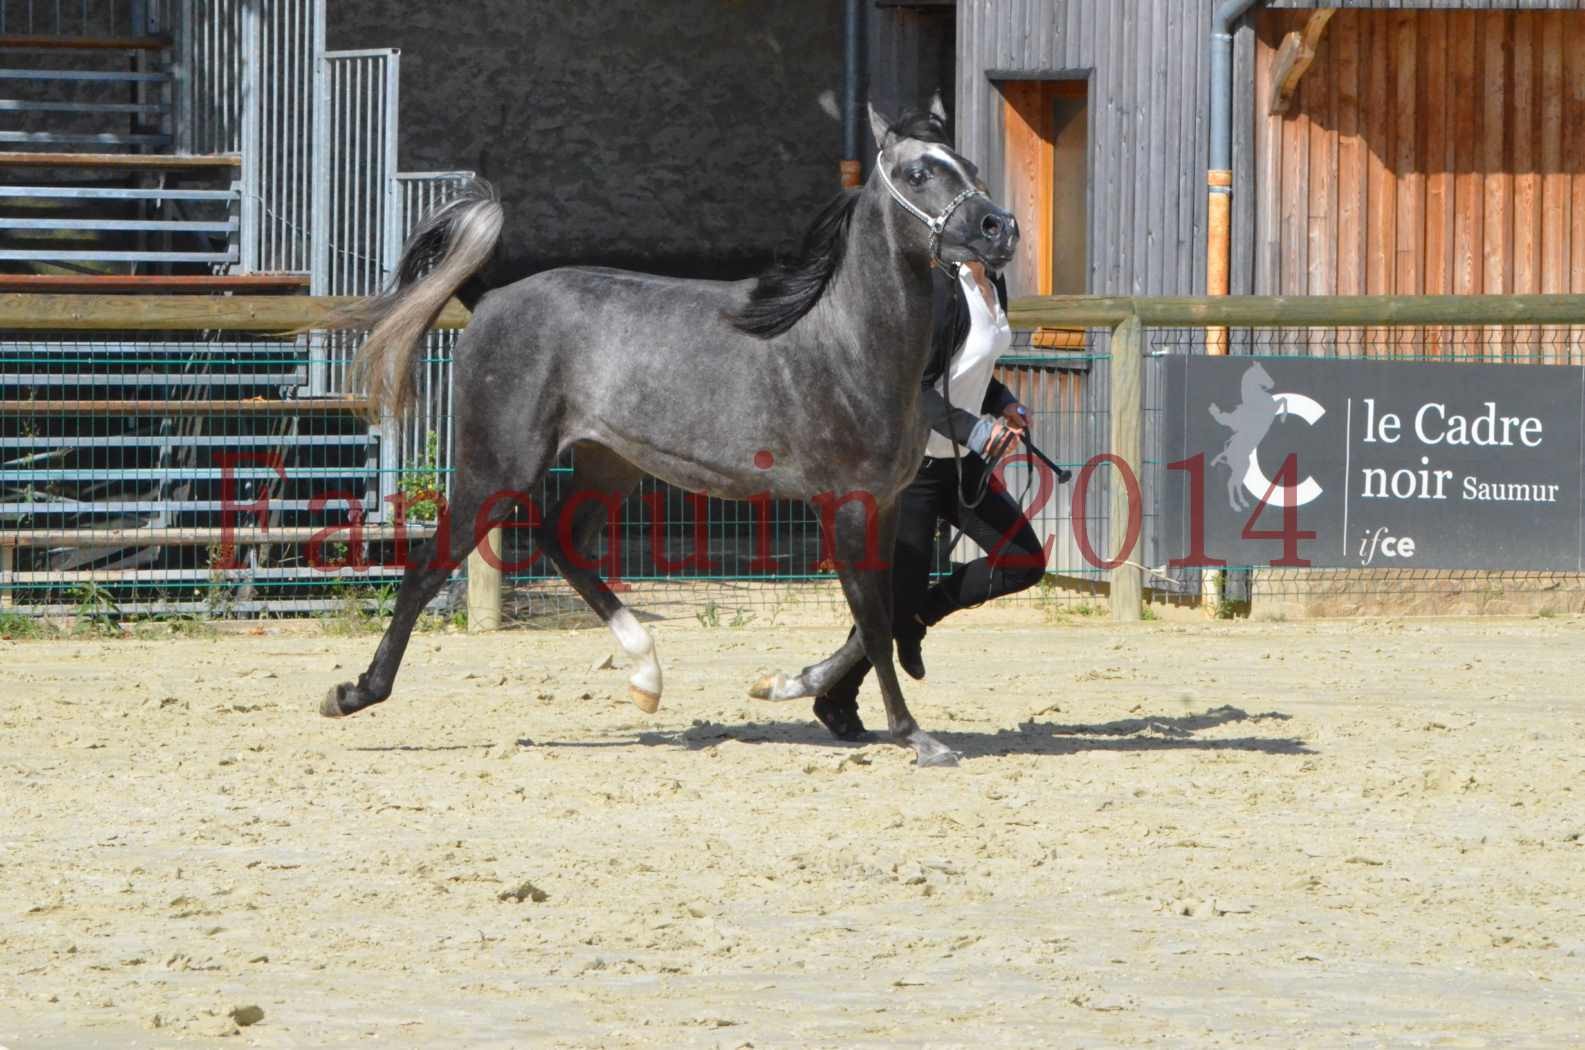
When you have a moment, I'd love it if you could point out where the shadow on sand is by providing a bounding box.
[539,704,1310,760]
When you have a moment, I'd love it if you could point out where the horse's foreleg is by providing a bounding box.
[831,500,958,767]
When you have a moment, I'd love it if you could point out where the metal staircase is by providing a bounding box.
[0,12,246,277]
[0,1,464,616]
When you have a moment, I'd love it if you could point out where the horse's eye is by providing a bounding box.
[907,167,930,188]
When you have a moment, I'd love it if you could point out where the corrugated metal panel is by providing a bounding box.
[956,0,1217,297]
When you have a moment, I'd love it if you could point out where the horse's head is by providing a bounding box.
[868,99,1019,273]
[1242,361,1276,400]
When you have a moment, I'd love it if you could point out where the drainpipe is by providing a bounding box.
[1208,0,1263,355]
[840,0,866,188]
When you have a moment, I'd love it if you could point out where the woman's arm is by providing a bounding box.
[919,385,984,447]
[981,273,1020,417]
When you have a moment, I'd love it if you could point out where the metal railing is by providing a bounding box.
[0,0,163,37]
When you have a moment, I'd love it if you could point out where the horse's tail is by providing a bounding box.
[335,177,503,420]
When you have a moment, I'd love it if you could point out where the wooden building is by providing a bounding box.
[953,0,1585,305]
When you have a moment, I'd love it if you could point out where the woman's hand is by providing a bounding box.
[970,416,1021,459]
[1002,402,1030,432]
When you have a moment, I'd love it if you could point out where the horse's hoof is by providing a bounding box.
[629,684,661,714]
[915,747,960,769]
[903,730,960,768]
[321,683,355,718]
[748,673,783,701]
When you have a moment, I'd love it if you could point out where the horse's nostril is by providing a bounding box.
[982,215,1003,238]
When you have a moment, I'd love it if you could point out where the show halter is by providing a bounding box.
[874,150,987,268]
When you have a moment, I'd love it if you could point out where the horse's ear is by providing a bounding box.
[867,103,892,152]
[928,90,948,123]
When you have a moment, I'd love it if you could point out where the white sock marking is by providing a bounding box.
[610,608,662,698]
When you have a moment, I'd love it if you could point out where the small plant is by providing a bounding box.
[69,581,122,637]
[204,543,239,620]
[696,601,720,628]
[0,612,47,639]
[320,581,398,635]
[1214,597,1250,620]
[398,431,446,523]
[416,607,467,633]
[1141,605,1158,622]
[728,607,755,628]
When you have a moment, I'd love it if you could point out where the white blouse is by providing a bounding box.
[924,265,1014,459]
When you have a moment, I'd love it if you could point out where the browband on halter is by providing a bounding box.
[874,150,988,268]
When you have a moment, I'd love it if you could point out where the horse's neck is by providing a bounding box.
[821,191,936,390]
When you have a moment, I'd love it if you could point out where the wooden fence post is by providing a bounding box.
[1109,314,1144,622]
[0,547,13,610]
[467,527,502,632]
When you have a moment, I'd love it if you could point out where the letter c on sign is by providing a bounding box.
[1242,393,1326,508]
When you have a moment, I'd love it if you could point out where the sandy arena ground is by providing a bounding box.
[2,609,1584,1048]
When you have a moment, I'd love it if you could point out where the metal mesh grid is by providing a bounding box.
[0,332,431,618]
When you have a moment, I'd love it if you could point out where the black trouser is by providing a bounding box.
[828,453,1046,696]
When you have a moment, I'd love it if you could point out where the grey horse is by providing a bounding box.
[319,103,1018,767]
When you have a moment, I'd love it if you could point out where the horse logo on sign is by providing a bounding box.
[1209,362,1325,512]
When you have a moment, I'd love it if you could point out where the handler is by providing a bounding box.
[814,257,1046,741]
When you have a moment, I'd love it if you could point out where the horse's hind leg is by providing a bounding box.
[749,632,865,701]
[322,441,553,718]
[534,444,663,712]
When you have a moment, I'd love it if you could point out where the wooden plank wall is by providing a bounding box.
[957,0,1213,298]
[1255,8,1585,359]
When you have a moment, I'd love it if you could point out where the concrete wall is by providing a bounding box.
[330,1,957,281]
[330,1,853,280]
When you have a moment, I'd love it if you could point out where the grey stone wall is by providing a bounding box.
[330,1,856,280]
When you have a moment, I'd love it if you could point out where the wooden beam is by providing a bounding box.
[1271,9,1338,115]
[468,529,503,633]
[0,152,240,169]
[0,398,369,416]
[0,293,471,331]
[1109,315,1144,623]
[0,274,309,294]
[0,527,435,549]
[1009,294,1585,330]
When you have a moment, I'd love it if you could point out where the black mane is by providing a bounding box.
[727,109,948,340]
[727,188,861,339]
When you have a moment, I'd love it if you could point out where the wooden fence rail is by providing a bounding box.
[5,293,1583,625]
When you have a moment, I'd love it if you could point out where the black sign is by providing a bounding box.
[1160,356,1585,570]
